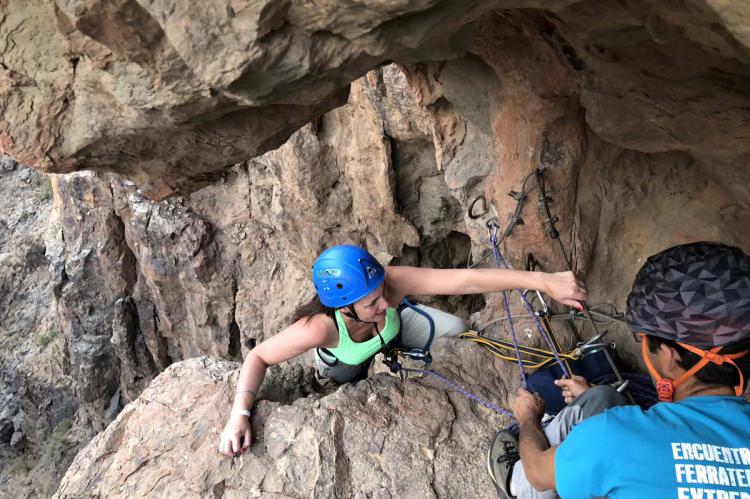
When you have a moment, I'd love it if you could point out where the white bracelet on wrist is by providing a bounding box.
[233,409,252,418]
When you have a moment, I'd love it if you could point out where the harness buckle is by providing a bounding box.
[656,378,675,402]
[614,379,630,393]
[405,349,428,360]
[404,349,432,372]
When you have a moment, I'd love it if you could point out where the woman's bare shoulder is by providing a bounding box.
[291,312,338,346]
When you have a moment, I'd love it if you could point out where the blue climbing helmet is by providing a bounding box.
[312,245,386,308]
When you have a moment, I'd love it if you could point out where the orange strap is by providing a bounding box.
[641,337,749,399]
[676,342,749,397]
[641,339,675,401]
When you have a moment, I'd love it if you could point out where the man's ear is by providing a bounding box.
[658,342,683,373]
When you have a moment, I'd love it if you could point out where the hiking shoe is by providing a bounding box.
[487,429,520,498]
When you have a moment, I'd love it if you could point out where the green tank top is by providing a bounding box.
[325,307,400,365]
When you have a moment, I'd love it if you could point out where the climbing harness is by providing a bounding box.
[381,298,435,370]
[381,299,517,420]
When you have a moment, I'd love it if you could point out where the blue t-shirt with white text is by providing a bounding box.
[555,396,750,499]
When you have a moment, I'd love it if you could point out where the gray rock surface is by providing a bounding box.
[0,0,495,197]
[55,348,518,499]
[0,158,82,497]
[3,1,747,203]
[27,63,474,483]
[2,1,750,497]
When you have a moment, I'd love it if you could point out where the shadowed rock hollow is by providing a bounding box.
[1,1,750,497]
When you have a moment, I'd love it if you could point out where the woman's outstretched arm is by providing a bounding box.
[385,266,588,309]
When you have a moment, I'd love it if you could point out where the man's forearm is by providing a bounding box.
[518,419,556,491]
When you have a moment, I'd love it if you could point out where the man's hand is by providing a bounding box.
[513,388,545,423]
[515,388,557,492]
[554,375,591,405]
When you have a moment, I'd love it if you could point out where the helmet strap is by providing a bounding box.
[641,336,750,401]
[676,342,749,397]
[343,304,363,322]
[342,304,383,341]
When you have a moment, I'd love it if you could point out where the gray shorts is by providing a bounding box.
[314,303,467,383]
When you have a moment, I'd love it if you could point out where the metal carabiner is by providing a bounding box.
[486,219,500,243]
[405,349,428,360]
[615,379,630,393]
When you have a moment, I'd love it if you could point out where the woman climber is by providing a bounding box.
[218,244,588,456]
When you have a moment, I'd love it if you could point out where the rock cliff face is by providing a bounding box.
[2,0,750,497]
[2,63,477,497]
[0,0,492,198]
[55,353,516,499]
[0,158,83,496]
[43,63,472,431]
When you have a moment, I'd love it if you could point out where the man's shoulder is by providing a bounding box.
[582,402,649,429]
[659,395,750,416]
[604,396,750,435]
[563,396,750,450]
[560,404,643,447]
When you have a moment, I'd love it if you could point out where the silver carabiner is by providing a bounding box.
[406,349,428,360]
[486,219,500,243]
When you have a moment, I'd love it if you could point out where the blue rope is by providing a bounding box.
[391,364,516,419]
[490,232,528,387]
[490,234,572,379]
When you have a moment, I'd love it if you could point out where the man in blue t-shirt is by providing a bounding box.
[488,242,750,498]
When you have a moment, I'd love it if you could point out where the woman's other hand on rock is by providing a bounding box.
[218,414,252,457]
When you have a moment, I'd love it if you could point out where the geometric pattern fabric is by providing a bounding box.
[626,241,750,348]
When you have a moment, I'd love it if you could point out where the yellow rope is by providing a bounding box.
[461,332,577,358]
[388,319,579,373]
[460,328,579,371]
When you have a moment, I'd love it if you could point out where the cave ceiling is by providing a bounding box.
[1,0,748,200]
